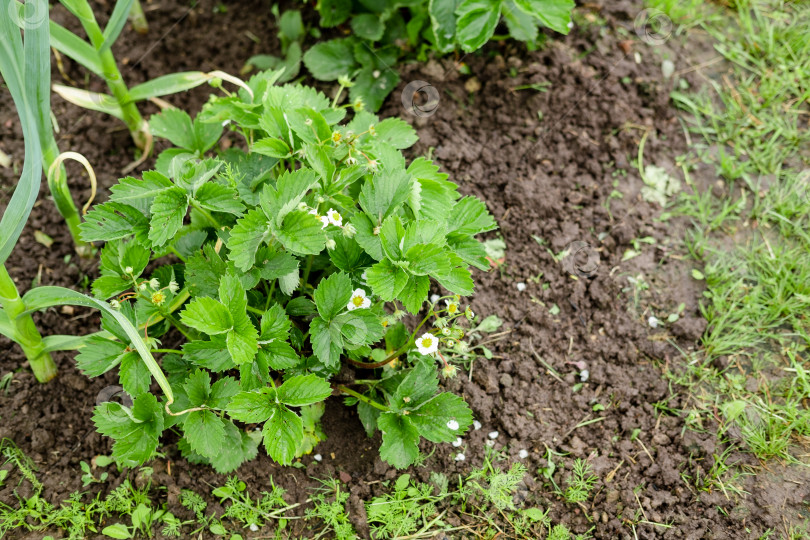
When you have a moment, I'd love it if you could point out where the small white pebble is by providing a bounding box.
[580,369,590,382]
[516,282,527,292]
[567,21,574,29]
[488,431,499,440]
[430,294,440,303]
[473,420,482,430]
[518,449,529,459]
[313,454,322,462]
[452,437,463,447]
[454,453,466,461]
[662,59,675,79]
[648,316,660,328]
[634,51,642,64]
[249,524,259,532]
[485,439,495,447]
[447,419,460,431]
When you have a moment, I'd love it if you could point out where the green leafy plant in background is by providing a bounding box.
[1,0,175,391]
[77,67,496,470]
[302,0,575,111]
[12,0,245,161]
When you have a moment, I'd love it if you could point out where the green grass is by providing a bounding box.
[668,0,810,464]
[0,443,593,539]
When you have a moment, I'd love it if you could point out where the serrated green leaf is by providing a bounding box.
[227,389,275,423]
[455,0,502,52]
[374,118,418,149]
[277,374,332,407]
[366,259,408,301]
[186,243,227,297]
[93,393,164,467]
[75,336,127,377]
[182,339,236,372]
[257,246,299,281]
[502,0,538,41]
[448,197,497,235]
[151,108,222,153]
[209,421,260,473]
[349,66,399,113]
[406,244,451,276]
[436,266,474,296]
[263,405,303,465]
[378,413,420,469]
[252,137,292,158]
[109,171,173,206]
[513,0,574,34]
[228,208,271,272]
[119,352,150,397]
[335,309,385,347]
[184,410,226,458]
[148,187,189,247]
[303,38,356,80]
[410,392,473,443]
[195,183,245,215]
[276,210,326,255]
[261,168,318,227]
[80,202,148,242]
[180,297,233,335]
[313,272,353,321]
[183,369,212,407]
[393,362,439,409]
[399,275,431,314]
[351,13,385,40]
[310,316,343,367]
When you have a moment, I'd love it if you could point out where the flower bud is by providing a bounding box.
[442,364,458,379]
[342,223,357,238]
[325,239,336,250]
[168,280,179,294]
[149,278,160,289]
[110,299,121,310]
[124,266,134,274]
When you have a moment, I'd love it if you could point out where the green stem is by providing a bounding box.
[336,385,389,412]
[349,311,434,369]
[0,265,57,382]
[189,199,221,230]
[162,310,195,341]
[151,348,184,354]
[74,6,147,149]
[300,255,314,292]
[128,0,148,34]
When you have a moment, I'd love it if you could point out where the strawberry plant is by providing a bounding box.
[302,0,575,110]
[78,68,497,471]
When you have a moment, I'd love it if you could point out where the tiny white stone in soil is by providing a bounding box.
[488,431,499,439]
[314,454,322,462]
[446,419,460,431]
[648,316,660,328]
[452,437,463,447]
[473,420,482,430]
[516,282,527,292]
[454,453,466,461]
[249,524,259,532]
[518,449,529,459]
[580,369,590,382]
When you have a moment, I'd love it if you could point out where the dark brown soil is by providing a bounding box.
[1,1,807,539]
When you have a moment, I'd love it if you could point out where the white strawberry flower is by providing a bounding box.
[415,333,439,356]
[445,298,461,315]
[326,208,343,227]
[309,209,328,229]
[347,288,371,311]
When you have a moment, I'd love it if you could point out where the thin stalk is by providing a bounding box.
[128,0,148,34]
[348,311,433,369]
[0,265,57,382]
[45,152,97,257]
[189,199,221,229]
[161,310,195,341]
[74,9,147,149]
[336,385,389,412]
[300,255,314,292]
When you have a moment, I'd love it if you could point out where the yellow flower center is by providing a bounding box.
[448,304,457,314]
[151,292,165,306]
[421,337,433,348]
[352,296,364,306]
